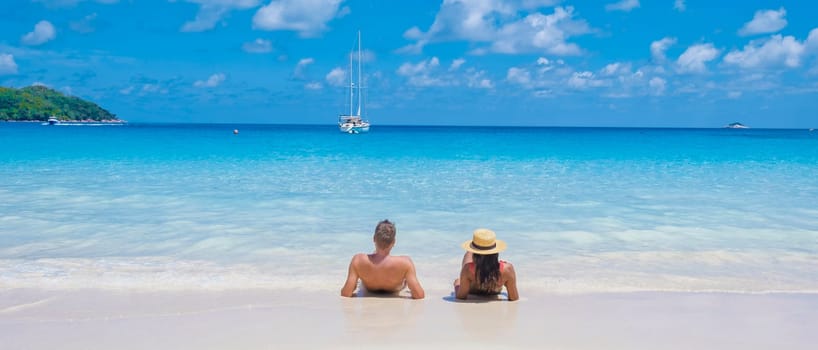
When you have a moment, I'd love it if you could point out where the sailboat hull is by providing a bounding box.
[351,125,370,133]
[338,120,370,134]
[339,126,370,134]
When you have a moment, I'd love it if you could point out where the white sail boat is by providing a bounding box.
[338,31,370,134]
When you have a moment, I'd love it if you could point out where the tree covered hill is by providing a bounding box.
[0,85,117,121]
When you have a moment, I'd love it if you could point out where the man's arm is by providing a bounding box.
[504,263,519,301]
[340,256,359,297]
[404,258,425,299]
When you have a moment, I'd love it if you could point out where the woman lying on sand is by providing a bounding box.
[454,229,519,301]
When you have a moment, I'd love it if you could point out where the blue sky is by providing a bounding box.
[1,0,817,127]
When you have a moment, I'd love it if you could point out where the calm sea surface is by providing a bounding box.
[1,123,817,293]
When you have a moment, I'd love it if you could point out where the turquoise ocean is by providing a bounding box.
[1,123,817,294]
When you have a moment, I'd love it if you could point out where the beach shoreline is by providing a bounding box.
[2,288,815,349]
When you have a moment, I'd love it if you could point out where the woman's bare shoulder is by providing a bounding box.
[502,261,516,274]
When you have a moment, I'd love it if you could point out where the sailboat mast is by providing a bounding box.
[357,30,362,117]
[348,44,353,118]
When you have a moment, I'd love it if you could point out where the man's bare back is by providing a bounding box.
[340,220,425,299]
[341,253,424,299]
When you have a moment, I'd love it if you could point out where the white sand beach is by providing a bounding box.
[2,288,816,350]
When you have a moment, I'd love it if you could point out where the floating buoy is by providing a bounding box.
[233,129,239,134]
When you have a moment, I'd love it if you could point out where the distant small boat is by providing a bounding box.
[725,122,749,129]
[45,116,59,125]
[337,31,370,134]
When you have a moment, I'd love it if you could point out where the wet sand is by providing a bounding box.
[1,288,816,349]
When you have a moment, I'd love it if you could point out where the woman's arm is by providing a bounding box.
[504,263,519,301]
[455,266,471,300]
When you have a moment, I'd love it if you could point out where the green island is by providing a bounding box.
[0,85,119,122]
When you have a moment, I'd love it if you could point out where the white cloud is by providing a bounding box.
[507,67,532,86]
[536,56,564,73]
[305,82,323,90]
[601,62,631,76]
[194,73,226,87]
[413,0,509,43]
[325,67,346,87]
[69,13,98,33]
[34,0,118,7]
[294,57,314,78]
[508,57,666,98]
[533,89,554,98]
[676,43,720,73]
[490,7,591,55]
[403,27,424,41]
[119,86,134,95]
[724,34,805,69]
[296,58,314,67]
[397,57,489,88]
[401,4,591,56]
[0,53,18,75]
[506,57,568,89]
[252,0,346,37]
[520,0,561,8]
[397,40,427,55]
[600,65,649,98]
[605,0,640,12]
[141,84,168,94]
[465,69,493,89]
[336,5,351,17]
[397,57,448,87]
[242,38,273,53]
[807,28,818,52]
[476,79,493,89]
[180,0,260,32]
[397,57,440,76]
[648,77,666,95]
[21,20,56,46]
[727,91,742,99]
[674,0,685,12]
[449,58,466,71]
[350,49,376,64]
[650,37,677,62]
[567,71,606,89]
[739,7,787,36]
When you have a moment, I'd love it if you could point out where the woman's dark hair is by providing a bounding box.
[473,253,500,286]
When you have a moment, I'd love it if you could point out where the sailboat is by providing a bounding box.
[338,31,370,134]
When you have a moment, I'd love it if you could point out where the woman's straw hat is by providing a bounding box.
[461,228,507,255]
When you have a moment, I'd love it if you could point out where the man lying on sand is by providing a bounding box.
[341,220,425,299]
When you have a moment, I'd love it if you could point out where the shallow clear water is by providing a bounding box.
[1,123,817,293]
